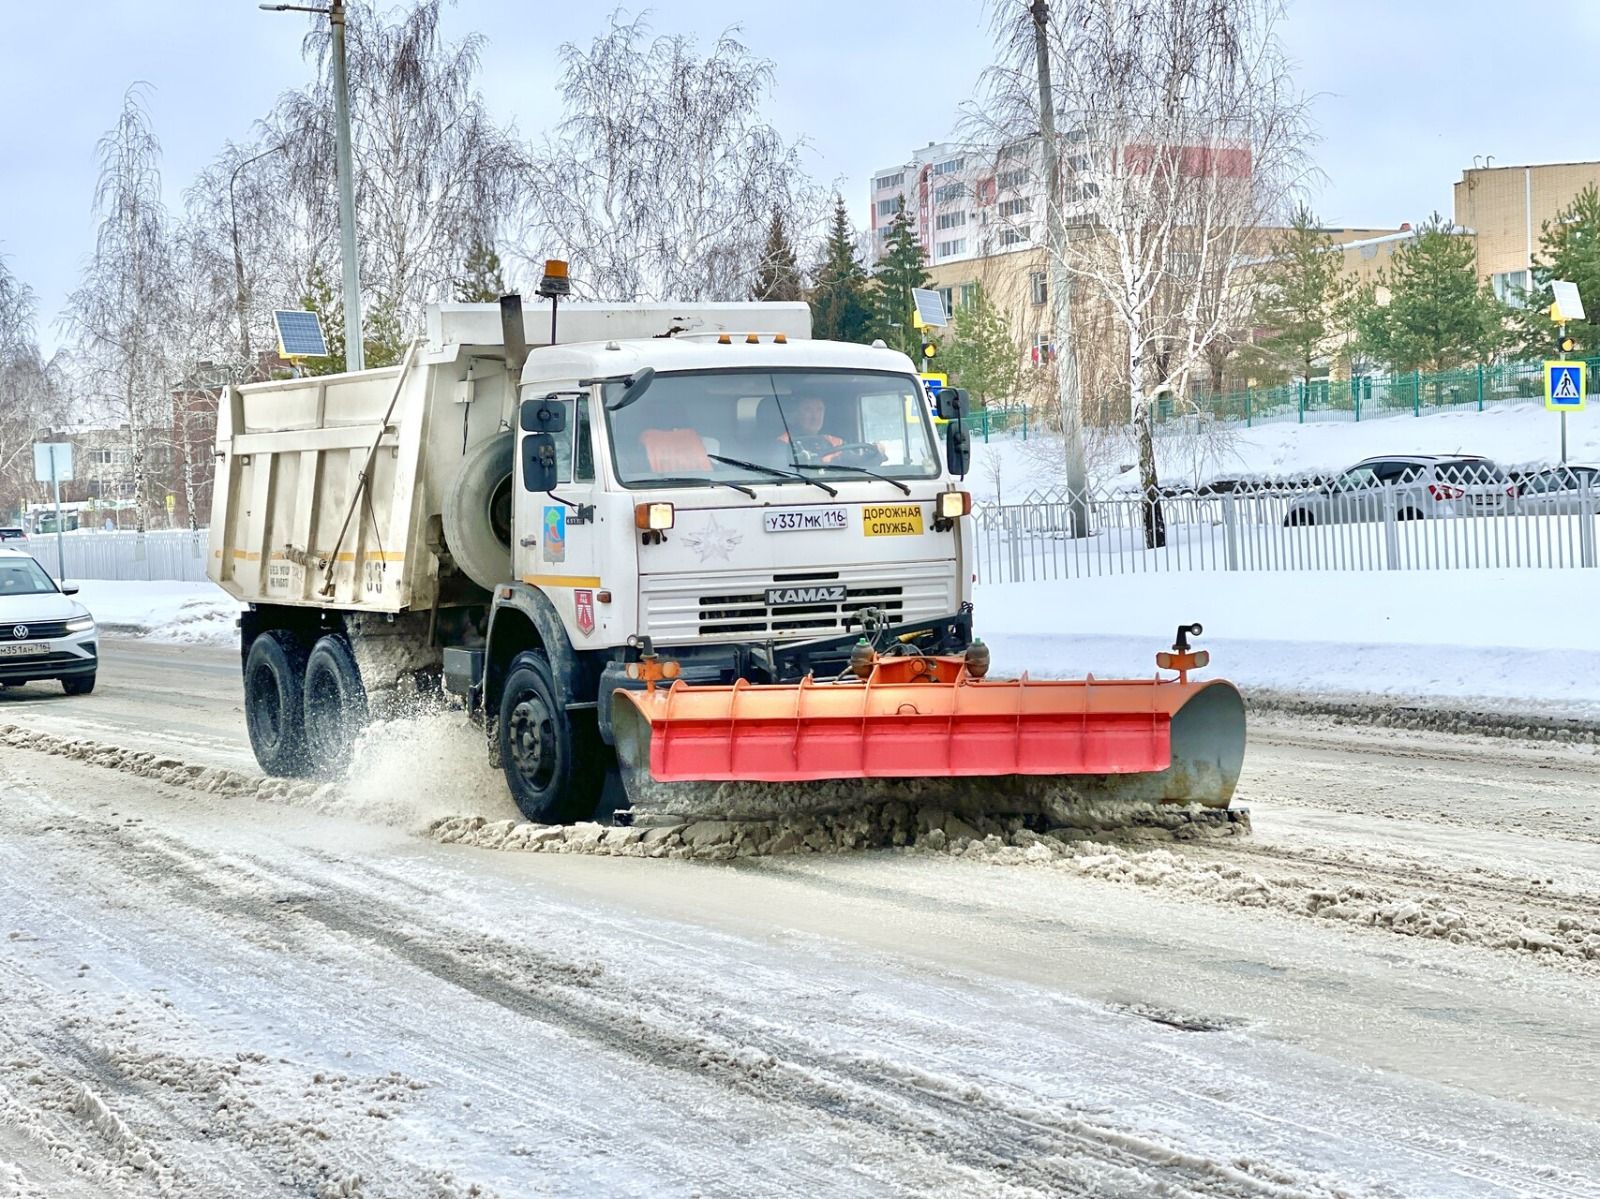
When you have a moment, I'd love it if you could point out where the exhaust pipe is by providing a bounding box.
[499,293,528,376]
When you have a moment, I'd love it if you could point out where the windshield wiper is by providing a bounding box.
[644,475,757,498]
[706,454,838,497]
[793,462,912,495]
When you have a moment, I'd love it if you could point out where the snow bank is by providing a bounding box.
[71,580,242,645]
[971,399,1600,497]
[975,568,1600,713]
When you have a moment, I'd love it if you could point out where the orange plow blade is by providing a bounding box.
[610,654,1246,823]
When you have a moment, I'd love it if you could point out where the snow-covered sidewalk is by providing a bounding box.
[976,568,1600,716]
[73,580,242,645]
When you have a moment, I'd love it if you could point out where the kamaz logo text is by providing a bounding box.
[765,584,847,607]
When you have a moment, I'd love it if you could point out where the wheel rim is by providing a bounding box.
[249,662,283,747]
[507,688,558,793]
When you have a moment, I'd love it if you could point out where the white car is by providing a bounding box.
[0,548,98,695]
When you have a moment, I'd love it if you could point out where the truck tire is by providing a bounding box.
[444,431,514,591]
[245,630,311,777]
[498,650,606,824]
[303,634,368,777]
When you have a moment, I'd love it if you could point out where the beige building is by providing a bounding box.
[1454,161,1600,301]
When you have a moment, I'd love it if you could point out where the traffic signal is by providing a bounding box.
[921,340,938,360]
[1558,333,1578,354]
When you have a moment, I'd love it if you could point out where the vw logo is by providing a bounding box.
[12,625,27,640]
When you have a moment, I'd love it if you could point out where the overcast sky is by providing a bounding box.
[5,0,1598,352]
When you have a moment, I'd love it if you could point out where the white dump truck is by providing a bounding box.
[209,289,1243,826]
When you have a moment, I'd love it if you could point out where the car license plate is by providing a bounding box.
[0,642,49,657]
[763,507,848,533]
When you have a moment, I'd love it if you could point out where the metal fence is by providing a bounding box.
[973,478,1599,582]
[1086,358,1581,430]
[27,529,211,582]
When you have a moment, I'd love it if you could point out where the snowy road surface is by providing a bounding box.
[2,642,1598,1197]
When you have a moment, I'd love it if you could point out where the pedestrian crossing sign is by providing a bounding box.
[1545,360,1586,411]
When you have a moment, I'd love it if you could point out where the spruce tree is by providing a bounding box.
[870,204,930,358]
[454,238,508,303]
[751,208,803,301]
[1257,205,1351,383]
[941,285,1019,410]
[1354,212,1508,372]
[811,195,871,342]
[1512,185,1600,357]
[295,263,346,375]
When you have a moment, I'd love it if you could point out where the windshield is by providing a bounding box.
[604,369,940,489]
[0,556,58,596]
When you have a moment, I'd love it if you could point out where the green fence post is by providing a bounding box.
[1476,364,1484,411]
[981,410,990,443]
[1413,370,1421,416]
[1022,406,1028,440]
[1298,381,1305,423]
[1245,388,1252,427]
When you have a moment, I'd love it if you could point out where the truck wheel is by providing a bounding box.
[303,634,368,777]
[444,431,514,592]
[245,630,311,777]
[498,650,600,824]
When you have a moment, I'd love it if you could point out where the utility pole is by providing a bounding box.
[261,0,364,371]
[1031,0,1090,536]
[228,143,287,365]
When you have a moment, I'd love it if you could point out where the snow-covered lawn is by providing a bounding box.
[972,398,1600,497]
[976,567,1599,713]
[73,579,241,645]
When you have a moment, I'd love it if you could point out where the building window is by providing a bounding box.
[960,282,978,309]
[938,287,954,316]
[933,157,966,175]
[1492,270,1530,305]
[997,168,1029,191]
[933,182,967,204]
[1030,332,1055,366]
[936,238,968,258]
[1066,154,1090,173]
[874,171,904,191]
[935,211,966,230]
[1030,270,1047,305]
[998,227,1030,247]
[876,196,904,218]
[998,197,1031,218]
[1070,181,1100,201]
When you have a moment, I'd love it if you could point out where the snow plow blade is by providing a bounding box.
[610,648,1246,825]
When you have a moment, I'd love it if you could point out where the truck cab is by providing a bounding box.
[474,333,977,822]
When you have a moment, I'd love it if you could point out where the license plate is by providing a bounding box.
[0,642,49,657]
[763,507,848,533]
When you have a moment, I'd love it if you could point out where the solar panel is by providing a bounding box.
[274,309,329,358]
[912,287,948,328]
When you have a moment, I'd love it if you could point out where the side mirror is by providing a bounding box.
[935,386,967,421]
[946,425,971,478]
[520,396,567,433]
[521,432,559,492]
[60,584,79,596]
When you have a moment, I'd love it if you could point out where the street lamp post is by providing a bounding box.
[229,143,287,365]
[261,0,364,372]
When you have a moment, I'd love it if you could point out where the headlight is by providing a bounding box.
[634,502,675,531]
[65,615,95,632]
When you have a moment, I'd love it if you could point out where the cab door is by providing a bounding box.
[519,392,606,646]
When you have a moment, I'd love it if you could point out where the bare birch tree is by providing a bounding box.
[62,86,178,534]
[0,257,70,520]
[521,11,823,302]
[978,0,1312,545]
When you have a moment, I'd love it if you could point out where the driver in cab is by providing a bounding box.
[779,395,842,460]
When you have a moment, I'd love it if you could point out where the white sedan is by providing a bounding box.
[0,548,98,694]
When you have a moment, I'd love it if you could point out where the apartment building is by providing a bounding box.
[869,139,1045,268]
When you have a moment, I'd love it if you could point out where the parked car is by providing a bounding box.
[1282,454,1512,526]
[0,527,28,548]
[0,548,97,695]
[1512,463,1600,515]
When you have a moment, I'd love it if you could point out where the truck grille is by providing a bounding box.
[642,563,955,643]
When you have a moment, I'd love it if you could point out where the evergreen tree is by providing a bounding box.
[454,237,508,303]
[1354,212,1508,372]
[295,263,347,375]
[1257,205,1352,382]
[870,204,930,357]
[810,195,870,342]
[751,208,803,301]
[1511,184,1600,357]
[941,285,1019,410]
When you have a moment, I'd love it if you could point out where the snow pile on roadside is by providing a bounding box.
[970,399,1598,496]
[71,580,241,646]
[975,568,1600,715]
